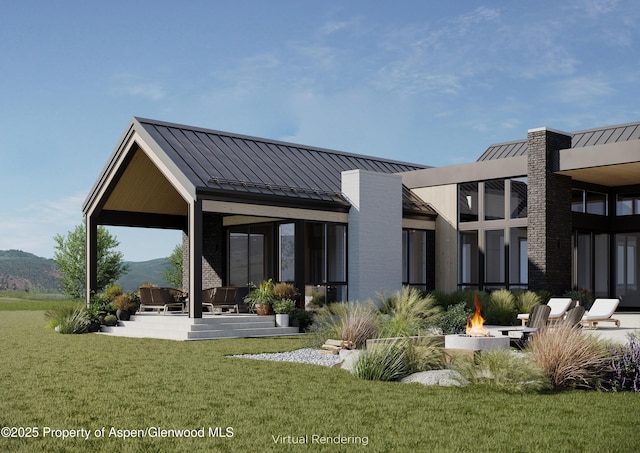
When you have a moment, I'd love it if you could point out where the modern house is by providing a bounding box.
[84,118,640,316]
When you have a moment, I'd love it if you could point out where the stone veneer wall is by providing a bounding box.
[182,212,224,291]
[527,128,573,295]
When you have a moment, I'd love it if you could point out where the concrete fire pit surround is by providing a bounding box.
[444,334,510,351]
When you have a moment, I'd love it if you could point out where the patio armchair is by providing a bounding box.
[561,306,586,328]
[202,287,239,314]
[500,304,551,348]
[517,297,572,326]
[580,298,621,329]
[138,286,185,314]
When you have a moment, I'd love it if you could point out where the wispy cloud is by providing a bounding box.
[0,193,85,258]
[111,73,166,101]
[553,75,616,104]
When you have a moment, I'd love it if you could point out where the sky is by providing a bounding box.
[0,0,639,262]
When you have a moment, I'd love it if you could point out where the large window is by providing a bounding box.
[228,225,273,287]
[484,180,505,220]
[617,193,640,216]
[485,230,505,287]
[403,229,427,290]
[459,231,479,289]
[305,222,347,304]
[572,232,610,298]
[509,227,528,288]
[572,189,608,215]
[278,223,295,282]
[510,177,528,219]
[459,182,479,222]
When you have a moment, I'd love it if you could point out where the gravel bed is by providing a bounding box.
[230,348,341,367]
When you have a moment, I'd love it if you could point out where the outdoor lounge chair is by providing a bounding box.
[561,306,586,328]
[138,287,185,314]
[202,287,239,314]
[517,297,572,326]
[500,304,551,347]
[580,298,621,329]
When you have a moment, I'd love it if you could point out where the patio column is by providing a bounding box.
[85,214,97,306]
[188,199,203,318]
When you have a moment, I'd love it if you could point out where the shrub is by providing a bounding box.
[600,334,640,392]
[563,289,594,310]
[45,304,83,329]
[352,339,416,381]
[516,291,542,314]
[485,290,517,325]
[452,350,549,393]
[308,301,379,348]
[527,325,611,390]
[411,336,445,371]
[103,284,123,302]
[114,293,137,312]
[433,302,470,335]
[272,282,298,301]
[56,308,90,334]
[377,287,440,337]
[272,298,296,314]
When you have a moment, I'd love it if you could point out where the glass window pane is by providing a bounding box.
[572,189,585,213]
[408,230,427,284]
[327,224,346,282]
[249,232,265,286]
[484,180,505,220]
[459,183,478,222]
[229,232,248,286]
[594,234,609,297]
[586,192,607,215]
[402,230,408,282]
[305,223,325,283]
[485,230,505,283]
[509,227,527,285]
[510,177,528,219]
[279,223,295,282]
[577,233,591,290]
[459,231,478,285]
[617,193,640,216]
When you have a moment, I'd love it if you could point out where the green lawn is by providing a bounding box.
[1,304,639,452]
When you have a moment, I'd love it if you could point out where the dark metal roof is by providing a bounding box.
[477,121,640,161]
[135,117,431,211]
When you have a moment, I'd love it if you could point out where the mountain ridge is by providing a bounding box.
[0,250,173,293]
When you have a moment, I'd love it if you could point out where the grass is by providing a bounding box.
[1,303,639,452]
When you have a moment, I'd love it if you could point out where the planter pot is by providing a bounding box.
[255,304,274,316]
[87,322,101,333]
[275,313,290,327]
[103,318,117,327]
[116,309,131,321]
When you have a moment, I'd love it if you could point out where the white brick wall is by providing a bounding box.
[342,170,403,302]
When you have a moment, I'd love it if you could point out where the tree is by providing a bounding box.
[53,221,129,299]
[163,244,183,288]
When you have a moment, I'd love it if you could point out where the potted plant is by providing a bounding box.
[244,279,275,315]
[114,294,137,321]
[273,298,296,327]
[103,314,118,326]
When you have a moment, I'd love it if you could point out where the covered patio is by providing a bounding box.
[83,118,435,325]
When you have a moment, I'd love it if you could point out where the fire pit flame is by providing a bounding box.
[466,294,489,337]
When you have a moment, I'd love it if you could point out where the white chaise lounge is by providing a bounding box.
[517,297,573,326]
[580,298,621,329]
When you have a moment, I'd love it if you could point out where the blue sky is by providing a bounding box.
[0,0,638,261]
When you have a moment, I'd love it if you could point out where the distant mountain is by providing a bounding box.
[0,250,174,294]
[116,258,174,292]
[0,249,61,292]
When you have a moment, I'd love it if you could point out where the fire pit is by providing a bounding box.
[444,295,509,351]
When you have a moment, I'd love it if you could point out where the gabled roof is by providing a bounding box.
[477,121,640,161]
[84,117,433,216]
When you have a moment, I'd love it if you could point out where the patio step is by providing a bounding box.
[98,313,300,341]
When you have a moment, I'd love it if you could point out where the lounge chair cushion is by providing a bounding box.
[582,298,619,320]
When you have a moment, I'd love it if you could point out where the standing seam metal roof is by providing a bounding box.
[477,121,640,161]
[135,117,433,211]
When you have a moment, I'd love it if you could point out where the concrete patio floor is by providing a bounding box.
[487,312,640,344]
